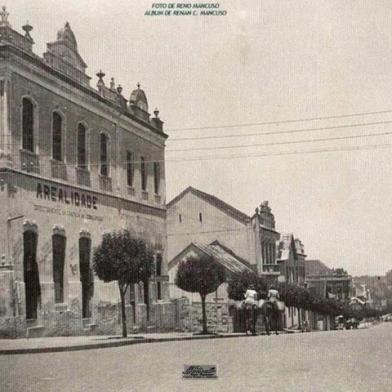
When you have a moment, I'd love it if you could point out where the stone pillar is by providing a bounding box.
[0,76,12,168]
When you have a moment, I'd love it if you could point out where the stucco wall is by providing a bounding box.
[167,192,256,264]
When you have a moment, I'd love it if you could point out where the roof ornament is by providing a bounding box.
[0,6,10,27]
[22,20,33,42]
[153,108,160,118]
[116,84,123,95]
[137,82,141,89]
[96,69,105,90]
[110,77,115,90]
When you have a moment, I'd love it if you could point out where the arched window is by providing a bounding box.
[23,230,40,319]
[156,253,162,300]
[52,233,66,303]
[141,156,147,191]
[79,236,93,318]
[153,162,160,194]
[77,123,87,169]
[100,133,109,176]
[52,112,63,161]
[22,98,34,152]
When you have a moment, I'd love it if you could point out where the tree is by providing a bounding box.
[227,270,269,301]
[93,230,154,338]
[175,255,225,334]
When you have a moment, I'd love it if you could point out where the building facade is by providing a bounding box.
[167,187,280,277]
[276,233,306,328]
[0,9,173,337]
[305,261,352,301]
[166,186,280,332]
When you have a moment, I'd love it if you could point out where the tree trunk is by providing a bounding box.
[297,307,302,330]
[119,284,127,338]
[201,293,208,334]
[144,279,150,322]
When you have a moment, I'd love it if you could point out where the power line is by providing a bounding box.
[5,141,392,170]
[165,142,392,163]
[3,119,391,151]
[166,130,392,153]
[3,123,392,160]
[166,109,392,132]
[167,120,392,142]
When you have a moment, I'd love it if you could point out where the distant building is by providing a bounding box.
[352,276,390,311]
[167,187,280,276]
[166,186,280,332]
[276,234,306,328]
[168,241,253,332]
[305,261,352,300]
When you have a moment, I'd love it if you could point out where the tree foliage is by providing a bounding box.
[93,230,154,287]
[227,270,269,301]
[93,230,154,337]
[175,255,225,334]
[175,255,225,296]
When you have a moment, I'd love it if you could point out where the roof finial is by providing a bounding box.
[110,77,115,90]
[0,6,10,26]
[22,20,34,42]
[137,82,141,89]
[96,70,105,90]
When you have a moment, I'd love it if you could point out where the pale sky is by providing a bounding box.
[5,0,392,276]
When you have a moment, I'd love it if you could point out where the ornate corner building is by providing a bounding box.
[0,8,173,337]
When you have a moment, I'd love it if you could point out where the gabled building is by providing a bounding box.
[167,186,280,332]
[169,240,254,303]
[305,261,352,300]
[167,187,280,276]
[276,233,306,328]
[276,234,306,286]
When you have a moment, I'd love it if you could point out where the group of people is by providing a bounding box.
[244,284,280,309]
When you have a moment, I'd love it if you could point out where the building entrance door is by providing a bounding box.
[79,237,92,318]
[23,231,40,320]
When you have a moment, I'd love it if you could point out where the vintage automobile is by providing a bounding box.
[345,318,359,329]
[335,315,345,330]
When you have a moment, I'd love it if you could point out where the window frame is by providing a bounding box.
[51,110,65,162]
[126,150,135,187]
[99,132,110,177]
[77,122,89,170]
[153,161,160,195]
[141,156,147,191]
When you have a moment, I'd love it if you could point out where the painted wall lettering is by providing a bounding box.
[36,183,98,210]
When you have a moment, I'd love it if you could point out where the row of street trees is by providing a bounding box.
[92,230,383,338]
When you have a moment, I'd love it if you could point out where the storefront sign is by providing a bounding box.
[36,182,98,210]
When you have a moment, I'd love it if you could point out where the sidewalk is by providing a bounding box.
[0,332,248,355]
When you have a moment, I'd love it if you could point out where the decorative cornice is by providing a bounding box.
[52,224,65,236]
[23,219,37,232]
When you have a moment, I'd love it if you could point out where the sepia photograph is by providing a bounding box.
[0,1,391,391]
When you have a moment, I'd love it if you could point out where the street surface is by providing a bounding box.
[1,323,391,392]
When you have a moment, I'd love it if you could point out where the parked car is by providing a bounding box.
[345,318,359,329]
[335,315,345,330]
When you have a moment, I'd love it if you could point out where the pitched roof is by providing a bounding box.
[167,186,250,224]
[276,233,297,261]
[168,241,254,275]
[305,259,332,276]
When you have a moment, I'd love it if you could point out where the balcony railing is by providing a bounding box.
[262,264,281,273]
[20,149,40,174]
[99,175,112,192]
[51,159,67,180]
[75,167,91,187]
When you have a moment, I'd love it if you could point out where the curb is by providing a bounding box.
[0,333,261,355]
